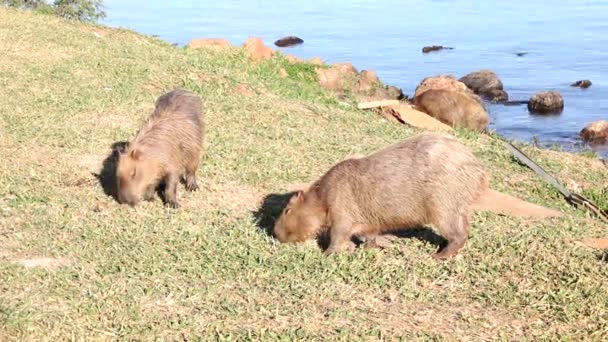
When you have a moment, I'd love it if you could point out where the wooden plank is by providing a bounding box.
[357,100,400,109]
[392,104,453,131]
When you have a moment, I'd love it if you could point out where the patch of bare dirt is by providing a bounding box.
[184,179,263,213]
[233,83,256,97]
[16,256,71,269]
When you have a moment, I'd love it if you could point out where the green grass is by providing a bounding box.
[1,8,608,341]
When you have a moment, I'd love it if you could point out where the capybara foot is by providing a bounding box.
[165,199,181,209]
[185,177,199,192]
[324,241,356,256]
[143,188,156,201]
[433,241,465,260]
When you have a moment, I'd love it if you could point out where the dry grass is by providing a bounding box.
[1,8,607,341]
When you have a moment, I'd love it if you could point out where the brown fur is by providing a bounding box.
[116,89,204,208]
[413,89,489,131]
[273,133,489,259]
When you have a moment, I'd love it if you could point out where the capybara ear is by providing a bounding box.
[288,190,304,205]
[130,148,141,160]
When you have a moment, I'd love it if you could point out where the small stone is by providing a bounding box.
[570,80,592,89]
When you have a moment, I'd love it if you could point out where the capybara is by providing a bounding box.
[273,133,489,259]
[413,89,489,131]
[116,89,204,208]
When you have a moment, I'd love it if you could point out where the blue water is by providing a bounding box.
[103,1,608,156]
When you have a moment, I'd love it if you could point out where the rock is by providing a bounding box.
[487,89,509,102]
[243,37,274,62]
[422,45,453,53]
[285,54,302,63]
[386,85,404,100]
[278,68,289,78]
[414,75,482,103]
[274,36,304,47]
[459,70,508,102]
[188,38,232,50]
[528,91,564,114]
[332,62,358,74]
[580,121,608,143]
[413,89,489,131]
[571,80,592,89]
[309,57,324,65]
[316,63,358,91]
[357,70,381,93]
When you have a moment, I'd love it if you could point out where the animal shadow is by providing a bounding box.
[252,191,297,236]
[94,141,129,201]
[380,227,448,252]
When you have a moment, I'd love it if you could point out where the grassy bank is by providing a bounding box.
[1,8,607,340]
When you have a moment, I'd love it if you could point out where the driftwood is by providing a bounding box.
[357,100,399,109]
[358,100,452,131]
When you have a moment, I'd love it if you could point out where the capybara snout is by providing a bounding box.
[273,190,322,243]
[116,148,158,206]
[115,89,204,208]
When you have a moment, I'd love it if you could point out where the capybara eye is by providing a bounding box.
[284,208,291,215]
[131,168,136,178]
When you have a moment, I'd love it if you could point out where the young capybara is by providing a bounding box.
[273,133,489,259]
[116,89,204,208]
[413,89,489,131]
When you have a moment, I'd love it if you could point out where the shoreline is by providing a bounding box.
[142,30,608,159]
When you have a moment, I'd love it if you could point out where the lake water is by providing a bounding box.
[102,0,608,156]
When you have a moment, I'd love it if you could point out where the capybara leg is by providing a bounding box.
[143,185,156,201]
[324,222,356,256]
[184,159,199,192]
[185,173,199,192]
[433,212,469,260]
[163,173,180,209]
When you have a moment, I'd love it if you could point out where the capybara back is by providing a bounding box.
[274,133,488,258]
[116,89,204,208]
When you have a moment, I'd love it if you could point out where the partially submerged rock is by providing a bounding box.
[422,45,453,53]
[274,36,304,47]
[413,89,489,131]
[243,37,274,62]
[459,70,508,102]
[188,38,232,50]
[580,120,608,143]
[528,91,564,114]
[571,80,592,89]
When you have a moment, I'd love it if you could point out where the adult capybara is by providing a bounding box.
[273,133,489,259]
[116,89,204,208]
[413,89,489,131]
